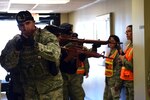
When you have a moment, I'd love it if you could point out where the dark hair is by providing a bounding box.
[108,35,123,54]
[127,25,132,30]
[108,35,120,48]
[108,35,120,43]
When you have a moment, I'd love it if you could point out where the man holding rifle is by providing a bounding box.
[59,23,101,100]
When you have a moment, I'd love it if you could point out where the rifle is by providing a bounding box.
[44,25,122,46]
[61,45,112,68]
[60,37,109,46]
[61,47,106,58]
[44,25,123,46]
[59,37,123,47]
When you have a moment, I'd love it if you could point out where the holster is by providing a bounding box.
[48,61,59,76]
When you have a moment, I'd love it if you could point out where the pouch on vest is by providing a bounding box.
[76,62,85,74]
[120,66,133,80]
[48,61,58,76]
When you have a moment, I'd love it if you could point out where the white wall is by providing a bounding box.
[66,0,132,99]
[0,20,47,81]
[132,0,150,99]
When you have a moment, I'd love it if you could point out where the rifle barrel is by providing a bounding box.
[61,38,123,45]
[65,38,109,45]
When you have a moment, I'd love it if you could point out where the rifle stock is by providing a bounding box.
[61,47,110,59]
[61,44,113,68]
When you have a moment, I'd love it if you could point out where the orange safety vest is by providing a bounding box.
[120,44,133,80]
[76,62,85,74]
[105,50,118,77]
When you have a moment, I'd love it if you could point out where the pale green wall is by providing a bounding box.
[132,0,145,99]
[132,0,150,99]
[145,2,150,99]
[60,13,69,24]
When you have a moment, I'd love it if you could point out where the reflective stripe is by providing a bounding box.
[125,48,133,61]
[76,62,85,74]
[105,50,118,77]
[120,44,133,80]
[105,69,113,77]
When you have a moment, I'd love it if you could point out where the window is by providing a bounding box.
[0,20,20,80]
[0,20,47,80]
[95,13,111,66]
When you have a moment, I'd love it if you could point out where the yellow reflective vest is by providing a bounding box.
[105,50,118,77]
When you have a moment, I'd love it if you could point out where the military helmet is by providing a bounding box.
[44,25,61,37]
[59,23,73,35]
[16,10,34,24]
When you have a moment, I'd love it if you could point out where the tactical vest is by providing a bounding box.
[105,50,118,77]
[76,62,85,75]
[19,29,52,81]
[19,46,50,81]
[120,44,133,80]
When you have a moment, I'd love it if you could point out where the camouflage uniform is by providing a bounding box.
[103,49,122,100]
[60,43,90,100]
[1,28,63,100]
[121,43,134,100]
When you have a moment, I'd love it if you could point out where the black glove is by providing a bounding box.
[16,35,25,51]
[48,61,58,76]
[79,53,87,62]
[5,74,11,82]
[92,43,101,48]
[92,43,101,52]
[25,37,35,47]
[16,35,35,51]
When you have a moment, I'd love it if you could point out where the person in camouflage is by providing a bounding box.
[0,10,63,100]
[103,35,123,100]
[59,24,85,100]
[119,25,133,100]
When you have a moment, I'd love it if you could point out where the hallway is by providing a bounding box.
[83,58,105,100]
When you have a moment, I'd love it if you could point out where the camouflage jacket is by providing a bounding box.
[60,42,90,74]
[1,28,61,80]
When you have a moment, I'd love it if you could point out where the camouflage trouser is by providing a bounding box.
[24,87,63,100]
[62,73,85,100]
[103,85,121,100]
[103,77,122,100]
[123,80,134,100]
[23,72,63,100]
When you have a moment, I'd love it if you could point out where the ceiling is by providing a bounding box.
[0,0,102,13]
